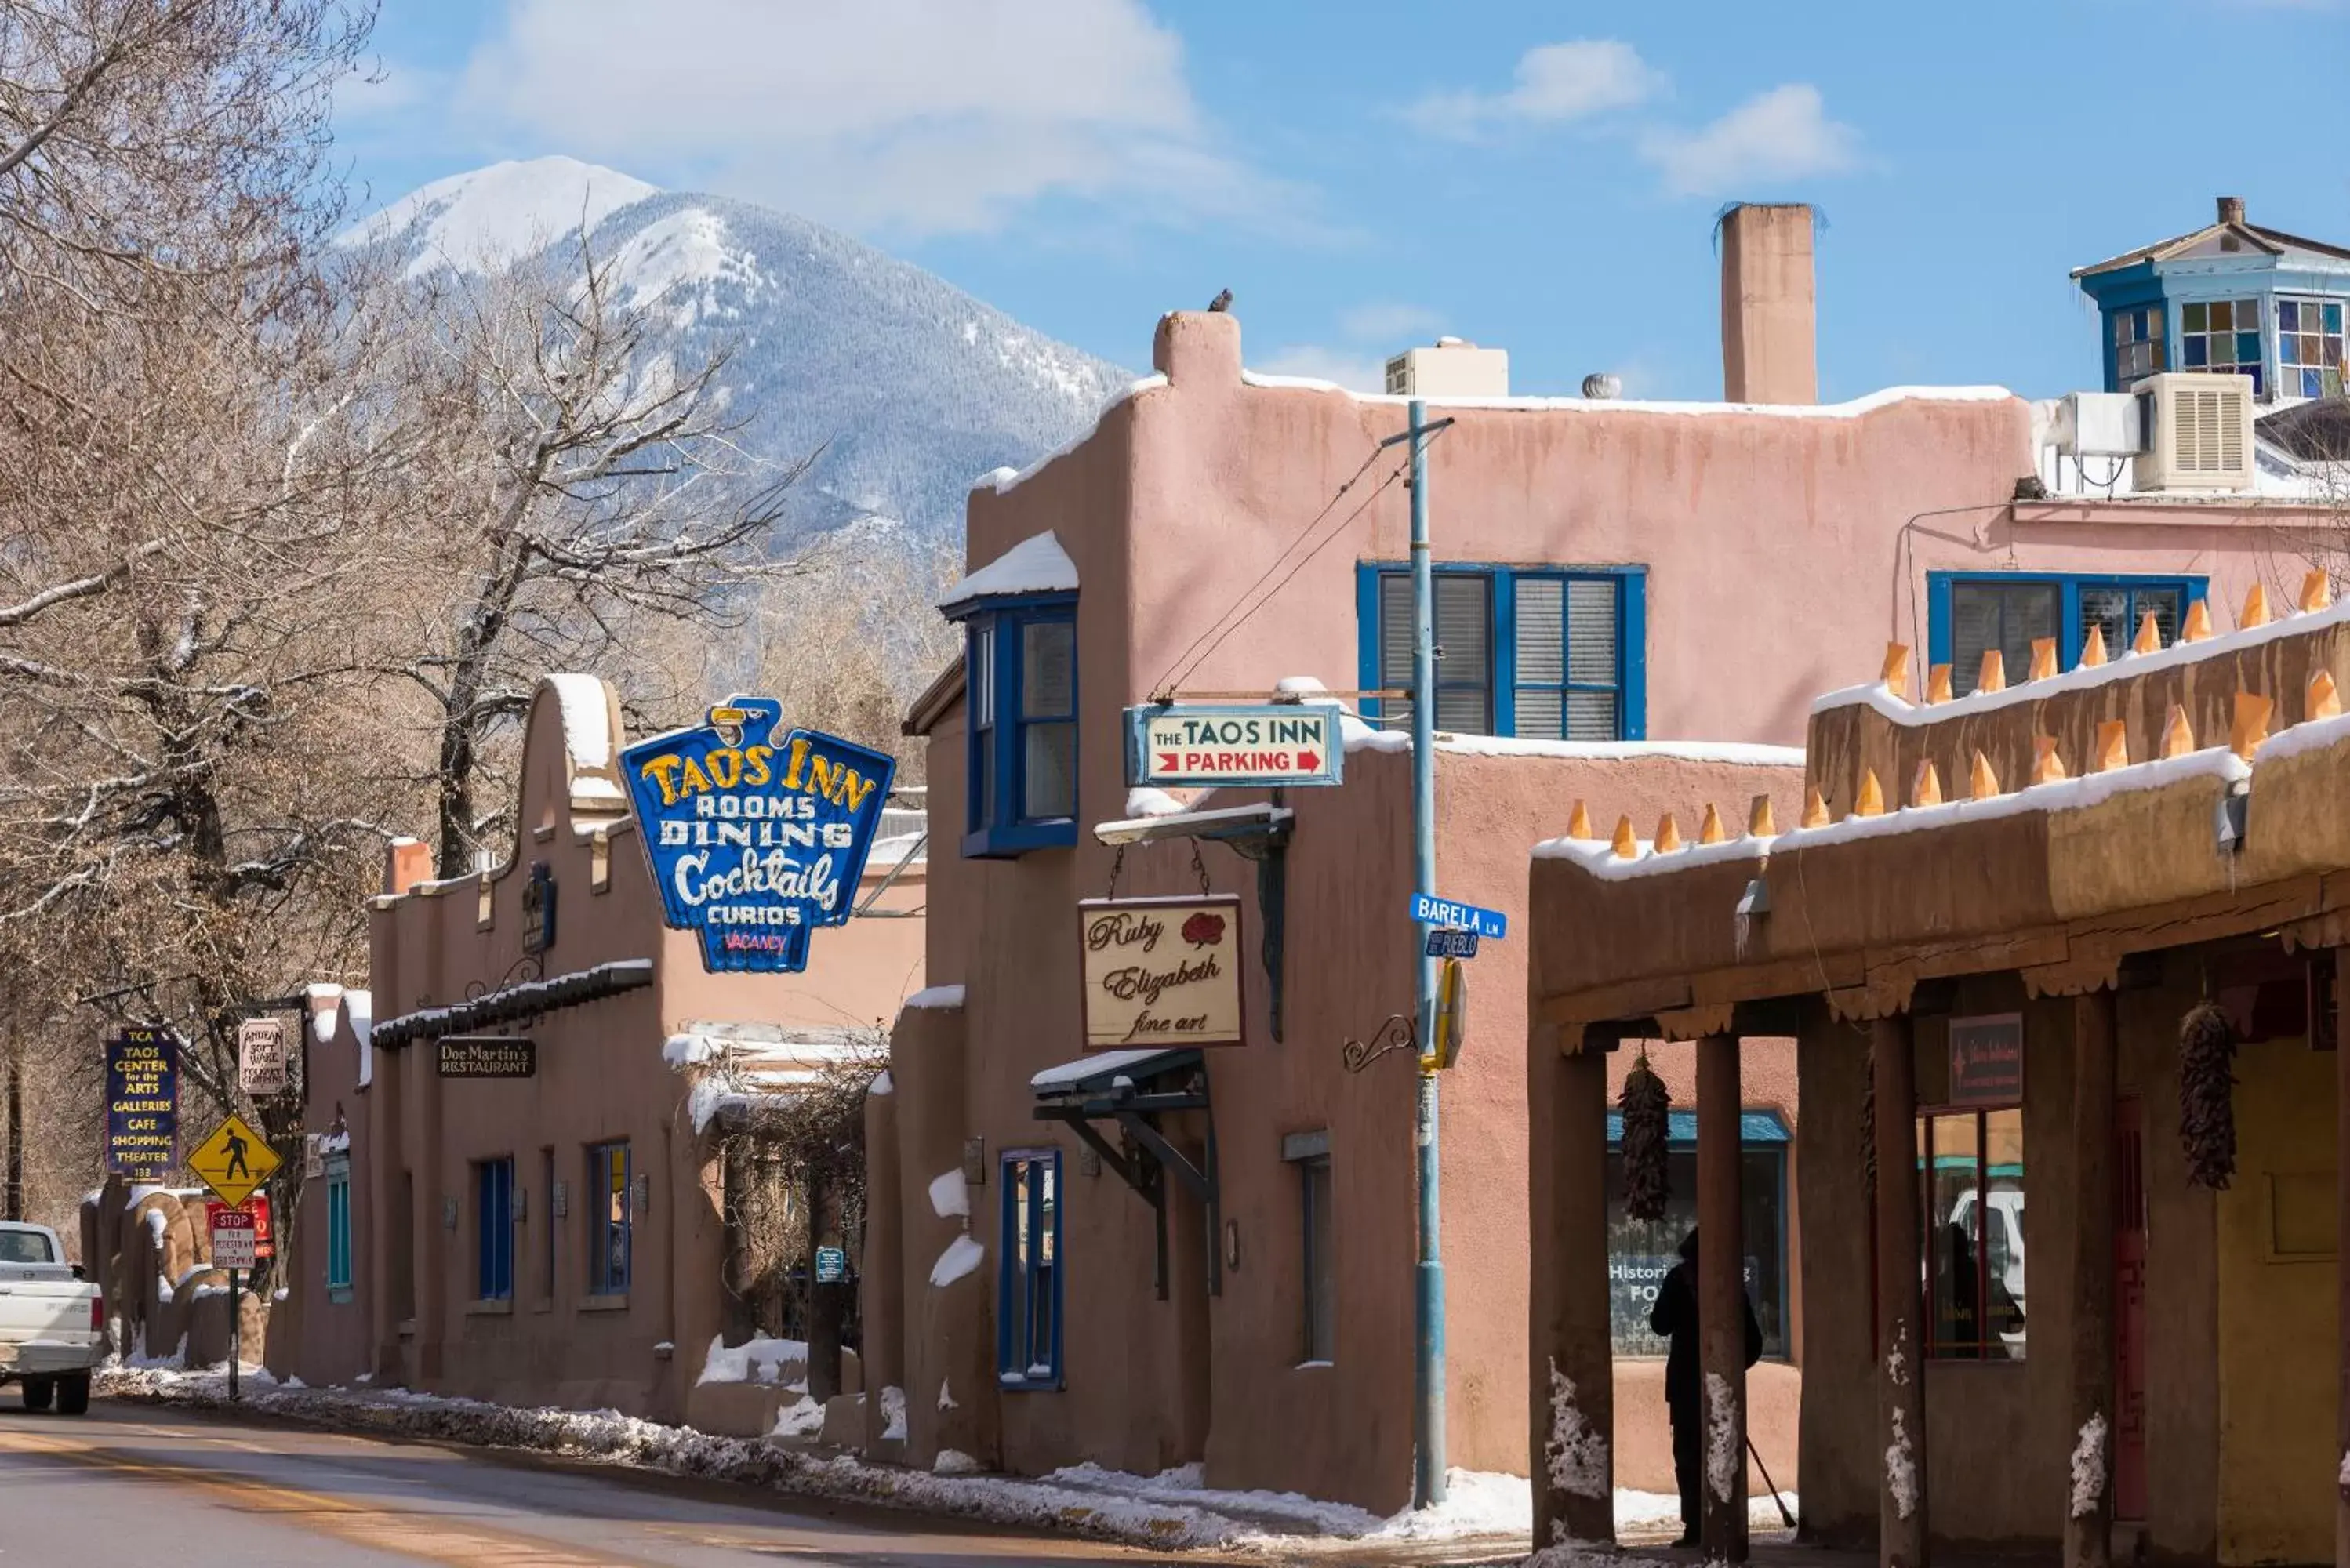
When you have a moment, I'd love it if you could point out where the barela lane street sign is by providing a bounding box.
[1126,702,1344,789]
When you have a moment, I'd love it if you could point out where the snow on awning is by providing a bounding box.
[1030,1047,1202,1097]
[935,530,1077,615]
[371,959,654,1048]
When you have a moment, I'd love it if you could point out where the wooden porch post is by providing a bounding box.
[2337,946,2350,1568]
[1698,1032,1749,1562]
[1537,1036,1615,1545]
[1872,1012,1928,1568]
[2067,988,2118,1568]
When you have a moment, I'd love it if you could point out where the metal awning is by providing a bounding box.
[371,959,654,1048]
[1033,1047,1219,1299]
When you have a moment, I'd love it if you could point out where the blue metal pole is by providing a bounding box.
[1408,398,1447,1509]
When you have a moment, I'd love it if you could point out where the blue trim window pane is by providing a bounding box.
[959,602,1078,855]
[1933,574,2203,691]
[477,1158,514,1301]
[1369,566,1636,741]
[997,1152,1064,1388]
[2182,337,2208,368]
[2279,297,2347,402]
[2180,297,2261,385]
[968,626,994,832]
[1018,619,1076,819]
[590,1142,630,1295]
[325,1170,352,1292]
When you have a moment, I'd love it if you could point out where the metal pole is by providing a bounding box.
[1408,397,1447,1508]
[227,1265,239,1402]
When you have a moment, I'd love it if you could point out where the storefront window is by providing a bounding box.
[1604,1111,1790,1359]
[1918,1107,2025,1359]
[588,1141,630,1296]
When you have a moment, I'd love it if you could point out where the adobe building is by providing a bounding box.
[274,673,924,1421]
[1527,579,2350,1564]
[861,200,2341,1512]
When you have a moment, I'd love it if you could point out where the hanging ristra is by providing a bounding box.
[1618,1051,1672,1223]
[2177,1000,2238,1190]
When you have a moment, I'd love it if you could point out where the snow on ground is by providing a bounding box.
[696,1334,806,1387]
[98,1363,1792,1558]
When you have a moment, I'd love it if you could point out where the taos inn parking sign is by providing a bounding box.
[1126,702,1344,789]
[622,695,896,973]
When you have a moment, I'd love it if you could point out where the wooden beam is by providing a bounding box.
[2066,989,2118,1568]
[2337,947,2350,1568]
[1535,1043,1616,1546]
[1697,1033,1748,1563]
[1873,1013,1929,1568]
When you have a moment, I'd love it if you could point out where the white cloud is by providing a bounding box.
[1407,41,1664,139]
[1639,84,1862,198]
[449,0,1304,238]
[1254,345,1389,393]
[1338,302,1444,343]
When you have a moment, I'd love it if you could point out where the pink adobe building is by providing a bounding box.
[863,201,2340,1514]
[274,675,926,1419]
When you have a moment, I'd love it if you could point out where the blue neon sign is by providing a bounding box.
[619,696,898,973]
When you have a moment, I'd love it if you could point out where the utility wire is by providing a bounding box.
[1150,443,1390,699]
[1154,423,1450,699]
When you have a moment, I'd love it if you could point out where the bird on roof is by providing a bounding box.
[1208,288,1233,313]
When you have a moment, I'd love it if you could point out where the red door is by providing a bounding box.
[2113,1097,2148,1521]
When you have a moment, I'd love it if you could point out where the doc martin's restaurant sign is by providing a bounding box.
[622,696,896,973]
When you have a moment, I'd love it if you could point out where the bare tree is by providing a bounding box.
[376,240,811,876]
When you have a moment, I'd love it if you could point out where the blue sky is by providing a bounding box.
[342,0,2349,402]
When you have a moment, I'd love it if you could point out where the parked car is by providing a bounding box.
[0,1221,104,1413]
[1949,1188,2027,1353]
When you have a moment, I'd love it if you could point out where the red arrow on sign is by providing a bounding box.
[1297,750,1320,772]
[1158,753,1180,771]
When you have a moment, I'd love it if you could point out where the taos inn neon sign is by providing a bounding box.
[622,695,896,973]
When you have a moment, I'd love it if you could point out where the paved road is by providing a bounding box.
[0,1388,1258,1567]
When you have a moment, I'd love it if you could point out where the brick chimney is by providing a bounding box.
[2217,194,2246,226]
[1719,203,1818,405]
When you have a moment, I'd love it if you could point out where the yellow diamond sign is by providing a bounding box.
[187,1112,279,1207]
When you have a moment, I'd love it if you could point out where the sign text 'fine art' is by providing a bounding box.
[621,696,897,974]
[1078,895,1244,1051]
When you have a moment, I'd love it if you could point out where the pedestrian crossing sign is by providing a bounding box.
[187,1112,279,1207]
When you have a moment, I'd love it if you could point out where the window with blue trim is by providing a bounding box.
[2111,306,2164,385]
[1604,1109,1790,1359]
[1357,564,1645,741]
[1930,573,2206,698]
[588,1141,630,1296]
[476,1156,514,1301]
[959,601,1077,856]
[997,1151,1062,1388]
[2279,297,2345,400]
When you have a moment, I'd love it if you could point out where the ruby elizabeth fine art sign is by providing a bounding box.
[1078,895,1244,1050]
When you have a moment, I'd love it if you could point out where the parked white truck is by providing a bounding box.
[0,1221,103,1413]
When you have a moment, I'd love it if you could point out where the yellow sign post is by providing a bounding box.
[187,1112,279,1208]
[1426,958,1468,1071]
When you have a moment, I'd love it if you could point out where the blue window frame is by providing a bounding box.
[957,597,1077,858]
[324,1157,353,1300]
[1354,563,1646,741]
[1928,572,2207,698]
[588,1141,631,1296]
[2110,304,2165,386]
[476,1156,514,1301]
[997,1151,1062,1389]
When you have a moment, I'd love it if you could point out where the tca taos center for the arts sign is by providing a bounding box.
[106,1025,179,1181]
[622,695,897,974]
[1079,895,1244,1050]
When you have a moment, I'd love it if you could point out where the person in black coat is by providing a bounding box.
[1647,1226,1764,1548]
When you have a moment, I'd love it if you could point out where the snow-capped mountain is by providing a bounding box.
[343,157,1131,542]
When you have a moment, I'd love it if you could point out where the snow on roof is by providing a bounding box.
[1814,593,2350,726]
[974,375,1167,497]
[935,532,1078,613]
[1238,372,2016,421]
[543,673,616,770]
[1535,745,2252,878]
[904,985,966,1011]
[340,157,660,277]
[1340,713,1803,768]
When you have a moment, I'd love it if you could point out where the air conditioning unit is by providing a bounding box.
[1384,337,1509,397]
[2051,392,2142,457]
[2131,372,2254,494]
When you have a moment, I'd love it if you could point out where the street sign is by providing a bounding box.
[208,1204,257,1270]
[238,1018,289,1096]
[1424,927,1480,960]
[1410,892,1508,940]
[436,1036,538,1079]
[187,1112,280,1208]
[1125,702,1345,789]
[815,1245,848,1283]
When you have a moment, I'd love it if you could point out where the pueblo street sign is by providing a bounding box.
[1125,703,1344,789]
[187,1112,280,1208]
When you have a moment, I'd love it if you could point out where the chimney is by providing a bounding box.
[1719,203,1818,405]
[2217,195,2246,227]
